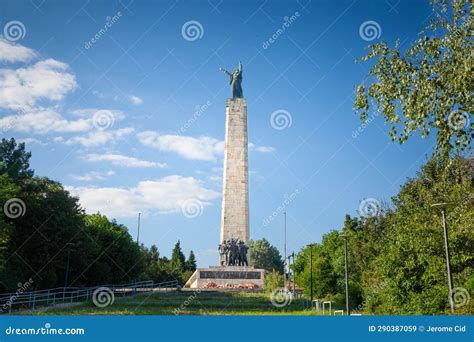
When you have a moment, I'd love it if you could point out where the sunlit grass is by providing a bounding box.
[21,290,326,316]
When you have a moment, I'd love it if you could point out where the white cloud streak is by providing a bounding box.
[66,175,219,218]
[0,37,37,63]
[84,152,167,168]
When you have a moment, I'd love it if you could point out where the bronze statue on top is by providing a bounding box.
[219,61,243,99]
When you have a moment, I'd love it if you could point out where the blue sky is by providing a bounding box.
[0,0,436,267]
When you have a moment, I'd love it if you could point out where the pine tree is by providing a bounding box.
[185,250,197,271]
[170,240,185,273]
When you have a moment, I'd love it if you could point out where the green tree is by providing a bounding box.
[355,0,473,156]
[0,172,19,276]
[0,138,34,184]
[2,177,90,290]
[170,240,186,274]
[294,244,337,300]
[82,214,145,286]
[264,270,284,293]
[149,244,160,262]
[185,250,197,272]
[365,157,473,314]
[249,238,284,273]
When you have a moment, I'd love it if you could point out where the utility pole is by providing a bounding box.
[284,212,287,290]
[308,243,315,304]
[289,252,295,297]
[343,234,349,316]
[292,253,296,295]
[136,212,141,244]
[431,203,455,313]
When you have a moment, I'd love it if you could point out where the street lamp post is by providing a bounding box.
[431,202,455,313]
[289,252,295,297]
[342,234,349,316]
[136,212,141,244]
[307,243,315,304]
[284,212,287,290]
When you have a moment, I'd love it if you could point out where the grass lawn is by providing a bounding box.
[19,290,329,316]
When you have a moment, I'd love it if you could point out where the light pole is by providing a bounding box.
[288,252,295,297]
[284,212,287,290]
[136,212,141,244]
[431,202,455,313]
[342,234,349,316]
[307,243,315,304]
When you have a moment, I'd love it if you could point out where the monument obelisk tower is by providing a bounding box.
[184,63,266,288]
[219,61,249,264]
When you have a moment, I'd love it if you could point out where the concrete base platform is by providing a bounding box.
[184,266,265,289]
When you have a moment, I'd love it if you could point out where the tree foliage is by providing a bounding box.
[249,238,284,273]
[0,138,197,291]
[355,0,473,156]
[295,156,473,314]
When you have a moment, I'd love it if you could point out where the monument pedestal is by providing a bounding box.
[184,266,265,289]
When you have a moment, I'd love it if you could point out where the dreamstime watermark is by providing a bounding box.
[270,287,292,308]
[181,199,204,218]
[84,11,123,50]
[173,287,203,315]
[181,20,204,41]
[451,287,470,308]
[352,111,380,138]
[358,198,381,218]
[1,278,34,312]
[178,100,212,134]
[448,110,470,131]
[3,198,26,219]
[262,189,300,227]
[359,20,381,41]
[270,109,292,130]
[3,20,26,41]
[5,323,85,336]
[262,11,300,49]
[92,110,115,130]
[92,287,114,308]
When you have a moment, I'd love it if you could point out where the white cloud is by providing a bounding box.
[129,95,143,105]
[137,132,275,161]
[0,58,77,110]
[137,131,224,161]
[18,137,46,146]
[209,175,222,182]
[249,143,275,153]
[0,38,37,63]
[70,170,115,181]
[65,127,134,147]
[0,107,126,137]
[66,175,220,218]
[84,152,167,168]
[0,108,91,134]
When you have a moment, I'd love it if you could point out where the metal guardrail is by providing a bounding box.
[0,279,180,314]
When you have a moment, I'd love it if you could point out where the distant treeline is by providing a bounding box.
[0,138,196,292]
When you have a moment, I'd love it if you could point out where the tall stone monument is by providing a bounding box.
[219,97,249,263]
[185,62,265,289]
